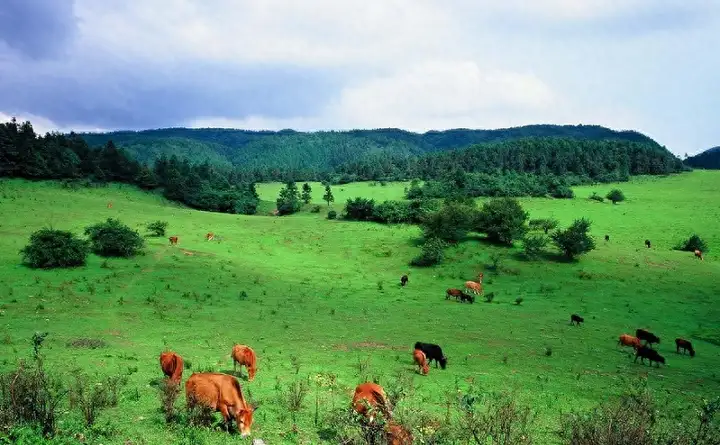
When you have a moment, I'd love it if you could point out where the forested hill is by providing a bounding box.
[685,146,720,169]
[79,124,663,174]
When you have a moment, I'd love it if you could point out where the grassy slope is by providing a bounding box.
[0,171,719,444]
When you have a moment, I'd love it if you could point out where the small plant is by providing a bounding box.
[484,292,495,303]
[20,228,90,269]
[377,281,384,291]
[239,291,249,301]
[84,218,145,258]
[327,210,337,220]
[68,372,114,427]
[606,189,626,204]
[159,378,181,423]
[456,386,535,445]
[589,192,604,202]
[311,205,321,213]
[146,220,168,237]
[545,346,552,357]
[66,338,107,349]
[515,297,524,306]
[282,378,309,423]
[675,234,709,253]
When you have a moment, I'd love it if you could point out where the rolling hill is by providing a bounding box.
[685,146,720,169]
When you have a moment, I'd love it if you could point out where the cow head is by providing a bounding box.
[439,356,448,370]
[235,403,258,437]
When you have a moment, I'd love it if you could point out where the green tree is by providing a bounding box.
[522,234,549,260]
[323,184,335,207]
[84,218,145,258]
[420,202,476,243]
[552,218,596,259]
[529,218,559,234]
[276,181,302,215]
[606,189,626,204]
[301,183,312,204]
[20,228,90,269]
[146,221,168,237]
[410,237,448,267]
[475,198,529,245]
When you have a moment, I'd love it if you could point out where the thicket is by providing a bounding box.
[20,228,90,269]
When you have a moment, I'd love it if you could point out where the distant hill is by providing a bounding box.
[79,124,663,173]
[685,146,720,169]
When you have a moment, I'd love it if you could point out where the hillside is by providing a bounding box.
[0,172,719,443]
[685,146,720,169]
[79,124,669,176]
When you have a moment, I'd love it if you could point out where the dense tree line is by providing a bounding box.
[685,146,720,169]
[0,119,259,214]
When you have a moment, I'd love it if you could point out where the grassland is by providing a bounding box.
[1,171,719,444]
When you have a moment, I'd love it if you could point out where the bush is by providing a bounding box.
[606,189,626,204]
[20,228,90,269]
[344,197,376,221]
[552,218,596,259]
[146,220,168,237]
[84,218,145,258]
[410,237,448,267]
[327,210,337,220]
[522,234,549,260]
[528,218,559,234]
[589,192,604,202]
[475,198,529,245]
[159,378,181,423]
[551,185,575,199]
[310,205,321,213]
[675,234,708,252]
[456,387,534,445]
[69,372,126,427]
[420,202,476,243]
[373,200,413,224]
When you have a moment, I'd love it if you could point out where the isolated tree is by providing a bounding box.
[475,198,529,245]
[21,228,90,269]
[606,189,626,204]
[552,218,596,259]
[323,184,335,207]
[276,181,302,215]
[301,183,312,204]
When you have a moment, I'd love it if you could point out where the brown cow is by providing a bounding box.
[446,288,463,301]
[464,281,483,295]
[618,334,642,350]
[352,382,392,423]
[386,421,413,445]
[185,372,257,436]
[231,344,257,381]
[168,236,179,245]
[107,201,113,209]
[206,232,215,241]
[694,249,704,260]
[675,338,695,357]
[159,351,184,384]
[413,349,429,375]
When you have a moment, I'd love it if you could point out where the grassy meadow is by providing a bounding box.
[0,171,719,444]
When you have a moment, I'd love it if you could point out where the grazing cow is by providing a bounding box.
[159,351,184,384]
[231,344,257,381]
[168,236,179,245]
[414,342,447,369]
[570,314,584,326]
[694,249,704,261]
[618,334,642,350]
[352,382,392,423]
[386,421,413,445]
[675,338,695,357]
[446,288,463,301]
[634,345,666,367]
[185,372,257,436]
[464,281,483,295]
[636,329,660,348]
[413,349,429,375]
[645,239,651,248]
[400,274,408,287]
[604,234,610,242]
[107,201,113,209]
[206,232,215,241]
[459,292,475,304]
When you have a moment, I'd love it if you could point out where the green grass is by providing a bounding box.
[0,171,719,444]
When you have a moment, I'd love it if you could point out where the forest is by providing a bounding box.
[685,146,720,170]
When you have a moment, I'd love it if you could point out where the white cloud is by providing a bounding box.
[0,112,105,134]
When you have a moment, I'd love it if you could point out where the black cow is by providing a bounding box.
[414,342,447,369]
[635,345,665,367]
[604,235,610,242]
[400,275,408,287]
[459,293,475,304]
[636,329,660,348]
[570,314,584,326]
[675,338,695,357]
[645,239,651,248]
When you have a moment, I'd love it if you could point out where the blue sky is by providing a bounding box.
[1,0,718,155]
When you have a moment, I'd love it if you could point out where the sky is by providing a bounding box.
[0,0,718,156]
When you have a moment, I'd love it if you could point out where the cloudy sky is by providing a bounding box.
[1,0,718,155]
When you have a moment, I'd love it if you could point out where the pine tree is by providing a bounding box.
[301,183,312,204]
[276,181,301,215]
[323,184,335,207]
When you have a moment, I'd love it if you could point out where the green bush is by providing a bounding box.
[327,210,337,220]
[344,197,376,221]
[420,202,476,243]
[410,238,448,267]
[146,220,168,237]
[606,189,626,204]
[589,193,604,202]
[522,234,549,260]
[20,229,90,269]
[475,198,528,245]
[528,218,559,234]
[84,218,145,258]
[551,218,596,259]
[551,185,574,199]
[310,205,321,213]
[675,234,708,252]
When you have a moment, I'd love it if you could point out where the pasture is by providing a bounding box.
[0,171,719,444]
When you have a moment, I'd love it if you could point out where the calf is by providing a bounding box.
[413,349,429,375]
[168,236,179,245]
[675,338,695,357]
[645,239,651,248]
[570,314,584,326]
[400,275,408,287]
[636,328,660,348]
[694,249,704,261]
[635,345,666,367]
[459,292,475,304]
[446,288,463,301]
[618,334,642,350]
[414,342,447,369]
[231,344,257,381]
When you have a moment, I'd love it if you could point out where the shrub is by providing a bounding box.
[69,372,124,426]
[310,205,321,213]
[522,234,549,260]
[514,297,523,305]
[484,292,495,303]
[552,218,596,259]
[589,192,604,202]
[456,387,535,445]
[675,234,708,252]
[20,228,90,269]
[551,185,575,199]
[344,197,376,221]
[606,189,626,204]
[410,237,448,267]
[146,220,168,237]
[84,218,145,258]
[372,200,413,224]
[327,210,337,220]
[528,218,559,234]
[420,202,476,243]
[159,379,181,423]
[475,198,529,245]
